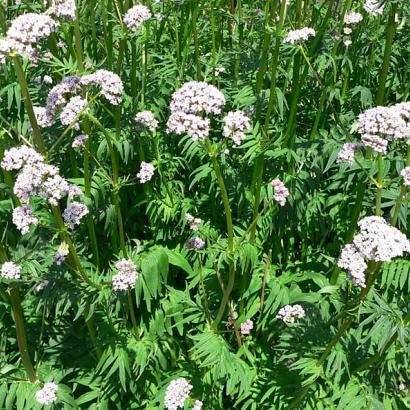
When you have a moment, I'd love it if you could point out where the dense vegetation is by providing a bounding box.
[0,0,410,408]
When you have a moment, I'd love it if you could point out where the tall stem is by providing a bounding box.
[205,140,235,329]
[10,288,37,383]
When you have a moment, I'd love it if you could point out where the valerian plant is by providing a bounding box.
[0,0,410,409]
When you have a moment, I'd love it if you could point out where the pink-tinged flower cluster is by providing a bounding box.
[1,262,21,280]
[167,81,225,142]
[336,143,362,164]
[284,27,315,44]
[357,105,410,153]
[44,75,82,125]
[48,0,76,20]
[80,69,124,105]
[344,11,363,25]
[164,378,193,410]
[169,81,225,115]
[338,216,410,288]
[0,13,58,64]
[135,110,158,132]
[60,95,87,128]
[35,382,58,405]
[271,178,289,206]
[240,319,254,335]
[33,106,53,128]
[185,213,202,231]
[72,134,89,149]
[185,236,205,250]
[167,112,210,141]
[401,166,410,186]
[137,161,155,183]
[124,5,152,30]
[364,0,384,16]
[12,206,38,234]
[223,110,251,146]
[112,259,137,291]
[1,146,82,207]
[63,201,89,229]
[276,304,305,323]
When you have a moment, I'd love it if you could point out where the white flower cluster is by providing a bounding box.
[112,258,137,291]
[357,105,410,153]
[284,27,316,44]
[164,378,193,410]
[124,5,152,30]
[240,319,254,335]
[36,279,50,292]
[12,206,38,234]
[185,213,201,231]
[336,142,362,164]
[185,236,205,250]
[338,216,410,288]
[1,262,21,280]
[167,81,225,142]
[36,70,123,128]
[276,304,305,323]
[167,112,210,141]
[344,11,363,25]
[271,178,289,206]
[35,382,58,406]
[169,81,225,115]
[364,0,384,16]
[62,201,89,228]
[401,166,410,186]
[223,110,251,146]
[1,146,82,209]
[80,69,124,105]
[192,400,203,410]
[135,110,158,132]
[137,161,155,183]
[48,0,76,20]
[72,134,89,149]
[0,13,58,64]
[60,95,87,128]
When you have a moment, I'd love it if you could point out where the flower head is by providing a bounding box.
[284,27,315,44]
[135,110,158,132]
[80,69,123,105]
[337,143,362,164]
[63,201,89,229]
[344,11,363,25]
[185,213,202,231]
[137,161,155,183]
[401,166,410,186]
[54,242,69,265]
[48,0,76,20]
[72,134,89,149]
[1,262,21,280]
[276,304,305,323]
[124,5,152,30]
[223,110,251,146]
[185,236,205,250]
[164,378,193,410]
[35,382,58,406]
[271,179,289,206]
[112,258,138,291]
[169,81,225,115]
[240,319,254,335]
[12,206,38,234]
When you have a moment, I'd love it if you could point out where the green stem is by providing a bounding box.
[375,3,397,106]
[73,9,85,71]
[87,114,127,256]
[127,291,139,338]
[10,288,37,383]
[205,140,235,329]
[375,153,383,216]
[12,57,46,155]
